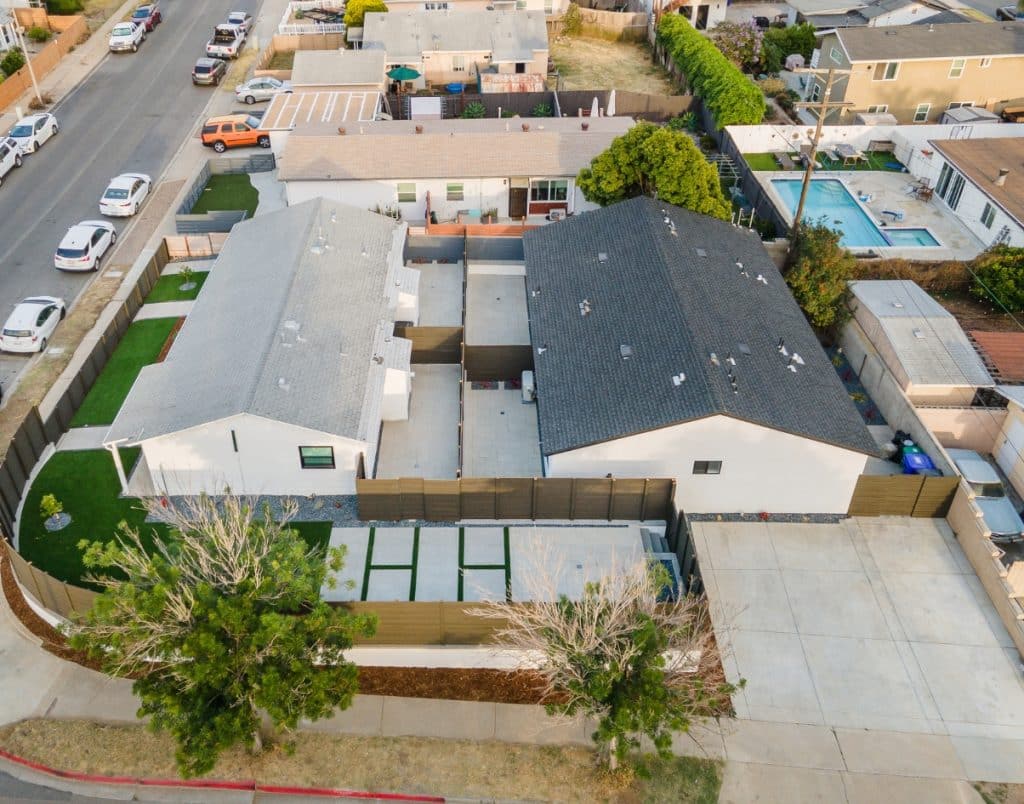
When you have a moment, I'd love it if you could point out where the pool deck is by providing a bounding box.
[754,170,986,260]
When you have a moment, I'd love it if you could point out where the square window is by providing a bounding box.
[866,104,888,114]
[397,182,416,203]
[692,460,722,475]
[949,58,965,78]
[981,202,996,229]
[446,182,464,201]
[299,446,335,469]
[452,54,465,72]
[913,103,930,123]
[829,47,842,64]
[810,83,821,102]
[873,61,899,81]
[544,0,553,11]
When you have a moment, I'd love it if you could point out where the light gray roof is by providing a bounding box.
[278,117,633,181]
[523,197,878,457]
[290,49,387,86]
[836,21,1024,61]
[105,199,412,445]
[849,280,993,388]
[362,10,548,64]
[997,386,1024,406]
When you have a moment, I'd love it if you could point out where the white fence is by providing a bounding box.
[278,0,346,35]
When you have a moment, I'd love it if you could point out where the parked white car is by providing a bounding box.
[226,10,253,32]
[8,114,58,154]
[235,77,291,104]
[99,172,152,216]
[0,137,23,186]
[0,297,66,353]
[109,20,146,52]
[54,221,117,272]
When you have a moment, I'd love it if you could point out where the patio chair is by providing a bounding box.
[777,152,796,170]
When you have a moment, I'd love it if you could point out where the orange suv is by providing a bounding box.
[200,114,270,153]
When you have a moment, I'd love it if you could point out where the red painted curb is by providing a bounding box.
[0,746,445,801]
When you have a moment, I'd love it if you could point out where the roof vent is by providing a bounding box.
[777,338,789,356]
[892,301,904,308]
[709,352,720,366]
[581,121,589,131]
[373,354,384,364]
[672,372,686,386]
[598,252,608,263]
[277,377,290,391]
[522,123,530,132]
[738,343,751,355]
[696,248,707,258]
[337,126,346,135]
[415,124,424,134]
[578,299,593,316]
[913,328,926,339]
[620,344,634,359]
[756,274,767,285]
[995,168,1010,187]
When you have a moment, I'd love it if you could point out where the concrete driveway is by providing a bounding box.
[696,518,1024,783]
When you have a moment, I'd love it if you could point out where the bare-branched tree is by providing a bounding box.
[470,545,739,771]
[68,494,375,777]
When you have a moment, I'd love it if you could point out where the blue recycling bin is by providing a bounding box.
[902,451,936,475]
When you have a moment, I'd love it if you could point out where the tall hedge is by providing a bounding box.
[657,15,765,129]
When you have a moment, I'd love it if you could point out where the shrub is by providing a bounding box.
[531,102,553,117]
[709,21,764,72]
[763,23,817,64]
[1,47,26,78]
[848,258,969,293]
[657,16,765,128]
[761,41,783,74]
[562,2,582,36]
[343,0,387,28]
[45,0,83,12]
[699,133,717,151]
[40,494,63,521]
[971,246,1024,312]
[785,220,855,329]
[666,111,697,131]
[758,77,787,96]
[27,26,51,43]
[460,101,486,119]
[500,109,517,118]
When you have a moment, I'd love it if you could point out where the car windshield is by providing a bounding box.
[132,8,149,17]
[104,188,129,199]
[112,24,134,35]
[10,125,31,137]
[972,482,1006,498]
[2,329,32,338]
[56,246,87,258]
[246,116,261,128]
[229,13,244,22]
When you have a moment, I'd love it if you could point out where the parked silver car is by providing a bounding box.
[948,448,1024,542]
[234,77,292,104]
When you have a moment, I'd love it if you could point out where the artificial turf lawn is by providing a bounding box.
[190,174,259,219]
[70,317,179,427]
[743,152,781,171]
[743,151,906,172]
[143,272,209,304]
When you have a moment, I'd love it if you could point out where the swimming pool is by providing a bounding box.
[770,179,940,249]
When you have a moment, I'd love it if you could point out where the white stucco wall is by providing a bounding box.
[996,402,1024,498]
[543,415,869,514]
[139,414,370,497]
[382,367,413,421]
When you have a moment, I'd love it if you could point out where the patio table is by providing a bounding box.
[836,143,865,166]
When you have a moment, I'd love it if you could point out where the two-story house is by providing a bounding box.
[810,22,1024,124]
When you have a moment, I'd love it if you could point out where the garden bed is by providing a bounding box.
[190,174,259,219]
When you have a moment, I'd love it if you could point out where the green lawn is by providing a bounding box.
[18,448,170,587]
[637,756,723,803]
[70,318,180,427]
[290,521,332,554]
[191,174,259,218]
[144,272,209,304]
[744,151,906,172]
[743,152,781,171]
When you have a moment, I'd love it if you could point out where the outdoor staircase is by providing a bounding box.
[709,153,739,185]
[640,527,670,554]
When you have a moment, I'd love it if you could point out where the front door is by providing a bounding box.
[695,4,710,29]
[509,187,528,219]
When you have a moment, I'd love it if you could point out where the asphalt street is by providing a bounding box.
[0,0,260,389]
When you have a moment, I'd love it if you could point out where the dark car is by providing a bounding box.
[192,57,227,86]
[131,3,162,32]
[753,15,771,29]
[996,4,1023,19]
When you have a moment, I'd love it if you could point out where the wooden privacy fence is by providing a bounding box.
[393,325,463,364]
[357,477,676,522]
[463,345,534,382]
[0,15,88,114]
[5,544,97,621]
[337,601,505,645]
[846,474,959,517]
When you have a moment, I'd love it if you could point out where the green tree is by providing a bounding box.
[343,0,387,28]
[577,122,730,219]
[562,1,582,35]
[1,48,26,78]
[471,554,738,771]
[762,23,817,66]
[69,495,375,778]
[784,220,855,329]
[709,21,764,72]
[971,246,1024,312]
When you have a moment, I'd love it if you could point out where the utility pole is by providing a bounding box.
[12,23,43,107]
[790,67,852,238]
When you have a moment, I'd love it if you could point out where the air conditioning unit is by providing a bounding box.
[521,370,536,403]
[547,209,565,222]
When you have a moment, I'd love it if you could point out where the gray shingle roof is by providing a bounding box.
[290,49,387,86]
[362,10,548,64]
[836,21,1024,62]
[105,199,411,445]
[522,197,878,457]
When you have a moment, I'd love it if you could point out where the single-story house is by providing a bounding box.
[383,0,568,15]
[277,116,634,222]
[523,196,879,515]
[848,280,993,405]
[104,199,419,497]
[258,89,387,154]
[290,49,387,91]
[919,138,1024,249]
[798,0,966,30]
[362,10,548,88]
[994,386,1024,498]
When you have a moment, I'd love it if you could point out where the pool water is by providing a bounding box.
[771,179,939,249]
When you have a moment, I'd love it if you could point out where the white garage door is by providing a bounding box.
[997,416,1024,480]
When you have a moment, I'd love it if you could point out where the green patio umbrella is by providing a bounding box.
[388,66,421,83]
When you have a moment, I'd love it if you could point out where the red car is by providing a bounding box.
[131,3,162,32]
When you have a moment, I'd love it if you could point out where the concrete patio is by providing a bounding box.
[415,261,462,326]
[376,364,460,479]
[465,273,530,346]
[462,385,541,477]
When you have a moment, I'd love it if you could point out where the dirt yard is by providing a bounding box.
[549,36,677,94]
[976,782,1024,804]
[82,0,130,30]
[937,294,1022,333]
[0,719,722,803]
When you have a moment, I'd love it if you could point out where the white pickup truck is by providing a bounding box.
[205,23,246,59]
[108,20,146,52]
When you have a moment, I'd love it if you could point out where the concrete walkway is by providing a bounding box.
[134,301,193,321]
[251,170,287,217]
[55,428,108,452]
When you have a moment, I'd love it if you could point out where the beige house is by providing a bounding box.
[383,0,568,15]
[362,10,548,88]
[811,22,1024,124]
[995,387,1024,498]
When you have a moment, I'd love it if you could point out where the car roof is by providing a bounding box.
[205,113,251,124]
[195,57,223,67]
[108,174,140,189]
[14,114,47,125]
[5,298,59,328]
[947,448,1002,484]
[60,223,105,247]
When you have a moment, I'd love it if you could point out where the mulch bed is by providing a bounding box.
[155,317,186,363]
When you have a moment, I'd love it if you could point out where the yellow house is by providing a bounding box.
[811,22,1024,124]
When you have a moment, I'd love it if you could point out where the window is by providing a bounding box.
[452,54,465,72]
[397,182,416,203]
[446,182,464,201]
[980,56,991,68]
[948,58,965,78]
[299,446,335,469]
[981,202,996,229]
[913,102,930,122]
[692,460,722,475]
[866,104,888,113]
[936,162,954,198]
[530,179,569,201]
[873,61,899,81]
[947,173,966,210]
[544,0,553,12]
[515,61,526,74]
[947,101,973,109]
[810,82,821,102]
[829,47,842,64]
[516,0,527,7]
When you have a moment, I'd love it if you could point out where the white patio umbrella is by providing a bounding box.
[590,96,599,118]
[607,89,616,117]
